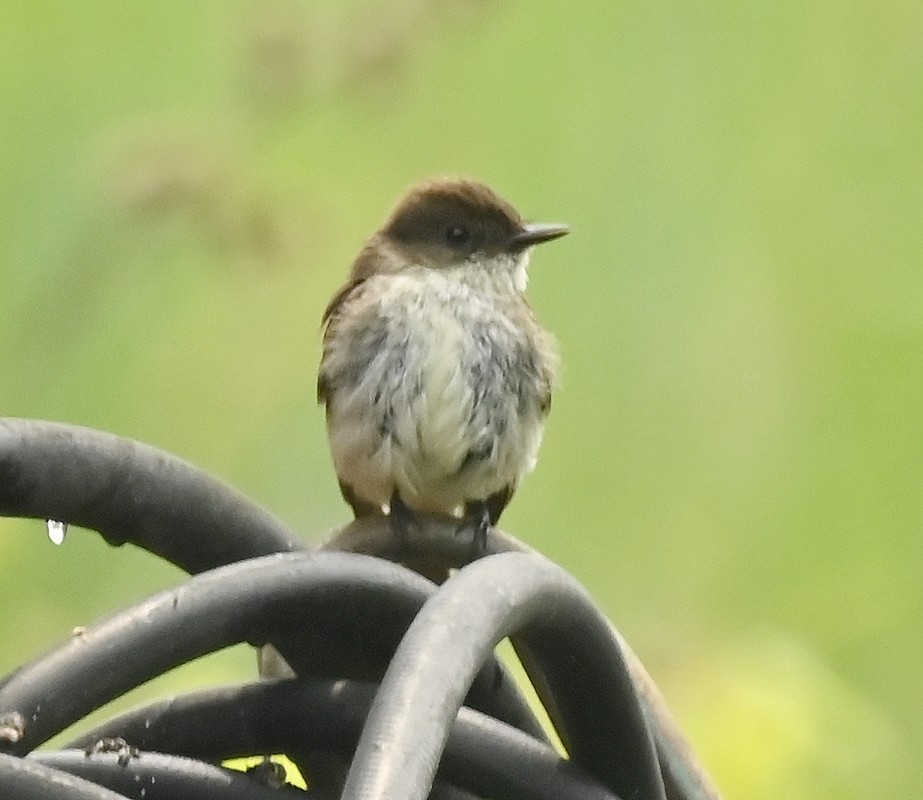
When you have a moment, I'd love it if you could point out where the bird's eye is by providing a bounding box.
[445,225,470,246]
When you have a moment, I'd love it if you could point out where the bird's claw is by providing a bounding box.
[457,503,491,561]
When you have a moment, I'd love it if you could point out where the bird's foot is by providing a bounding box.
[388,490,419,543]
[457,501,492,561]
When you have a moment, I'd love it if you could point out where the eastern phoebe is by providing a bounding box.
[318,178,567,545]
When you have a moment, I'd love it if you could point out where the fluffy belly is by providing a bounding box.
[325,306,545,515]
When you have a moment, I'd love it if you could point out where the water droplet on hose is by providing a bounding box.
[46,519,68,545]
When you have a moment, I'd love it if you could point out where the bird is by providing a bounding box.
[317,178,567,547]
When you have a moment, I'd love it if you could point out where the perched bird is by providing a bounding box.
[318,178,567,545]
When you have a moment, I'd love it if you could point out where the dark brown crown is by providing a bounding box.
[381,179,526,263]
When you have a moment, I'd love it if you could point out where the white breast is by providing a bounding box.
[323,267,548,516]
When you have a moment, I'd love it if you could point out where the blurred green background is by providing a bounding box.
[1,1,920,796]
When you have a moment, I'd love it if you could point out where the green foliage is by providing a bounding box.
[1,1,920,796]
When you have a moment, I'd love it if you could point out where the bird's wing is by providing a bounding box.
[317,278,366,404]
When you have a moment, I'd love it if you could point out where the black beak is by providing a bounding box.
[508,222,569,252]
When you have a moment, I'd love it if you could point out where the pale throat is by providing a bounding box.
[438,251,532,295]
